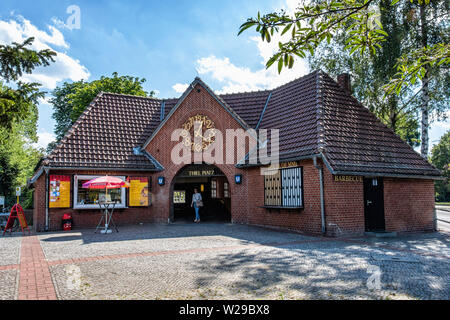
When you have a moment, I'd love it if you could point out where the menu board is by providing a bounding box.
[129,177,149,207]
[49,175,71,208]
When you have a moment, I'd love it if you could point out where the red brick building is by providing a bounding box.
[29,71,441,236]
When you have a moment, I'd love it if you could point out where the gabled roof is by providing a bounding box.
[142,77,256,149]
[318,72,440,177]
[240,70,441,178]
[30,70,441,184]
[40,92,163,171]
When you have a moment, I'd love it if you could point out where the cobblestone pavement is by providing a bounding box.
[1,223,449,300]
[0,235,22,266]
[0,270,18,300]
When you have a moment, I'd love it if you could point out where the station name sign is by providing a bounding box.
[188,170,215,177]
[334,175,363,182]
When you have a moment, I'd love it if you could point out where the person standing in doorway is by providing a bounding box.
[191,188,202,223]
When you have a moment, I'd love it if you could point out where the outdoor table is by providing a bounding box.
[95,200,119,234]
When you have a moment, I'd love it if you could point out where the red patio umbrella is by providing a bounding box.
[82,176,130,189]
[82,176,130,234]
[82,176,130,205]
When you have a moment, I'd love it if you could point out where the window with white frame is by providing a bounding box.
[73,175,127,209]
[223,182,230,198]
[264,167,303,207]
[211,179,217,198]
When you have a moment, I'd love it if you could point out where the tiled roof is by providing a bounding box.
[35,70,440,179]
[251,70,440,177]
[44,92,162,170]
[318,72,440,177]
[220,91,271,128]
[258,71,320,159]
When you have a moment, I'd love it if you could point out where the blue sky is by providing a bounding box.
[0,0,448,151]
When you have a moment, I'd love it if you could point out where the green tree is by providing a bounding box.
[431,130,450,202]
[0,37,56,132]
[0,37,55,210]
[51,72,154,142]
[396,0,449,156]
[309,0,421,147]
[0,110,44,209]
[239,0,449,156]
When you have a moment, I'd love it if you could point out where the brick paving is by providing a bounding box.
[17,236,57,300]
[0,224,449,300]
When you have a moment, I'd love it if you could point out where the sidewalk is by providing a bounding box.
[436,205,450,212]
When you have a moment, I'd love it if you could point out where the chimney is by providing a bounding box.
[337,73,351,93]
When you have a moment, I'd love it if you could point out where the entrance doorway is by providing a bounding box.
[170,164,231,223]
[363,177,385,231]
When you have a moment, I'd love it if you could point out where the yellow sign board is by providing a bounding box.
[129,177,149,207]
[49,175,71,208]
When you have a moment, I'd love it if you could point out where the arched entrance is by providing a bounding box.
[170,164,231,223]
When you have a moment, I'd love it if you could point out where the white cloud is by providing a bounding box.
[195,45,309,94]
[193,0,309,94]
[172,83,189,93]
[33,129,56,150]
[0,15,90,89]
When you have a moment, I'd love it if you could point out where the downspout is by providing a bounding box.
[44,167,50,231]
[313,156,326,235]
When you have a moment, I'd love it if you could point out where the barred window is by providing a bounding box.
[264,167,303,207]
[264,170,281,206]
[211,179,217,198]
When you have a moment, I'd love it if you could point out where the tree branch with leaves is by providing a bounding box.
[0,37,56,131]
[239,0,449,156]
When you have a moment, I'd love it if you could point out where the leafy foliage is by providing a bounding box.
[0,37,56,132]
[0,81,43,135]
[385,44,450,95]
[0,37,56,82]
[51,72,154,142]
[0,112,44,209]
[308,0,421,147]
[239,0,388,72]
[240,0,449,156]
[431,130,450,201]
[0,37,55,207]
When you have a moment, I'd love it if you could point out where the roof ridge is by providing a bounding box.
[101,91,161,100]
[315,70,326,153]
[141,77,256,150]
[271,69,320,93]
[219,89,272,96]
[318,71,440,173]
[192,77,252,130]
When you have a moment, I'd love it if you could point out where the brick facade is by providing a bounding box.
[145,83,251,226]
[33,170,155,232]
[32,82,437,236]
[383,178,435,233]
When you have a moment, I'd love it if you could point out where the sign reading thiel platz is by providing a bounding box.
[188,170,215,177]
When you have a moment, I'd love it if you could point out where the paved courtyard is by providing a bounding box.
[0,223,449,300]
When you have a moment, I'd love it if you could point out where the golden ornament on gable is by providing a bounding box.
[181,114,216,151]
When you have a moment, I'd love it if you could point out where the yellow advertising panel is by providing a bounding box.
[129,177,149,207]
[49,175,71,208]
